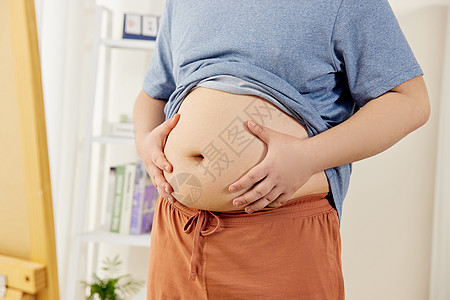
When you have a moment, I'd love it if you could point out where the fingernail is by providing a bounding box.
[165,186,170,193]
[246,208,253,214]
[249,120,256,127]
[234,201,242,206]
[165,165,170,172]
[229,186,237,192]
[168,196,173,203]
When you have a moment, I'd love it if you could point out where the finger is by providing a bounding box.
[246,120,273,144]
[144,161,157,183]
[156,183,175,203]
[267,193,290,208]
[245,189,282,214]
[232,179,274,207]
[150,166,174,202]
[229,165,268,193]
[158,113,180,138]
[152,150,173,172]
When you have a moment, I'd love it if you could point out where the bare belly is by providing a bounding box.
[163,87,330,211]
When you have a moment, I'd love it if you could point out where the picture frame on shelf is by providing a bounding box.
[122,13,160,41]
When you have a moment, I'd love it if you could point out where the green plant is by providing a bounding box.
[81,255,145,300]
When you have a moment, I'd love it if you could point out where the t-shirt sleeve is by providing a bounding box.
[331,0,423,108]
[142,0,176,100]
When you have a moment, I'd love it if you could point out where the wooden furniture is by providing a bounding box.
[0,0,60,298]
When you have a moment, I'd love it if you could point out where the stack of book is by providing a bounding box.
[105,160,159,235]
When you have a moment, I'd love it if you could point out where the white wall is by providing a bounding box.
[429,5,450,299]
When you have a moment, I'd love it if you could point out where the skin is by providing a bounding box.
[159,87,330,211]
[134,75,430,213]
[134,87,330,211]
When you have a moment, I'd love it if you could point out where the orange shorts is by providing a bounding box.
[147,193,344,299]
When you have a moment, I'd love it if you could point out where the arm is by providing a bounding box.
[133,89,166,147]
[229,76,431,213]
[133,89,180,202]
[306,75,430,174]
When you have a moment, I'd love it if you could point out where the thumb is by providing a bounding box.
[160,113,180,136]
[247,120,272,144]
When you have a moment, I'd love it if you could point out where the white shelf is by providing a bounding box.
[92,135,134,145]
[80,230,151,248]
[101,38,156,50]
[68,6,155,299]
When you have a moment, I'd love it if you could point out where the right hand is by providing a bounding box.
[137,113,180,203]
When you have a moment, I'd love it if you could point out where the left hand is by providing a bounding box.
[229,120,316,213]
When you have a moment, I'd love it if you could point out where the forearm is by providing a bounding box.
[306,78,431,173]
[227,77,430,210]
[133,89,166,155]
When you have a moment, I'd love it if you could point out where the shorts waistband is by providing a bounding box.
[172,192,332,222]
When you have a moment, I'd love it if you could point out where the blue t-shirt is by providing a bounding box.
[143,0,423,221]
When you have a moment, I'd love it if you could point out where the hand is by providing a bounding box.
[228,120,316,213]
[136,113,180,203]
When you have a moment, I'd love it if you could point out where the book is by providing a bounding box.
[110,165,125,233]
[119,163,137,234]
[141,175,159,234]
[130,160,147,235]
[142,15,158,38]
[104,166,117,230]
[123,13,141,36]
